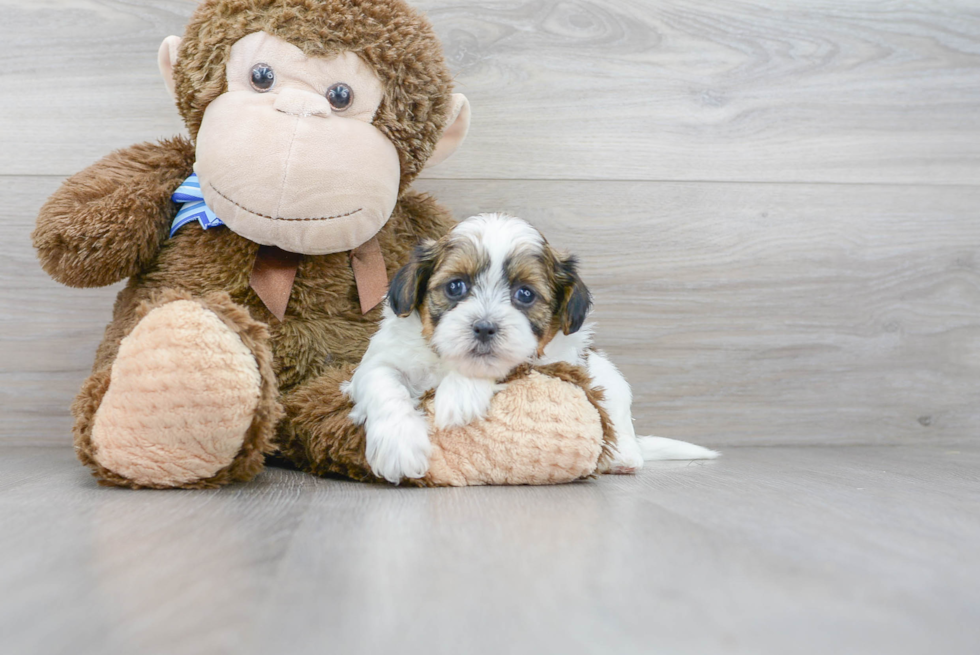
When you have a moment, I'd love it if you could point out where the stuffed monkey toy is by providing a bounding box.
[32,0,611,489]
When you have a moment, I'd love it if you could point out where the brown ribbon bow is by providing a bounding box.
[249,235,388,321]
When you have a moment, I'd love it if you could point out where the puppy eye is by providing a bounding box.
[250,64,276,92]
[327,82,353,110]
[513,286,536,306]
[445,279,468,300]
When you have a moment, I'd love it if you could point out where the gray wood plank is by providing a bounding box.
[6,176,979,446]
[0,0,190,176]
[414,178,980,446]
[1,0,979,184]
[0,448,319,655]
[0,444,977,655]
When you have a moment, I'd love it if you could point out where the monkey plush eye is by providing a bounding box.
[326,82,353,110]
[445,279,468,300]
[249,64,276,92]
[513,286,536,306]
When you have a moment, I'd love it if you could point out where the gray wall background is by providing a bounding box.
[2,0,978,447]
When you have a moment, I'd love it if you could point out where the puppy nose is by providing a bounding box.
[473,321,498,344]
[274,88,332,117]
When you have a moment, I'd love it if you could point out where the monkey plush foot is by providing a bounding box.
[74,291,281,489]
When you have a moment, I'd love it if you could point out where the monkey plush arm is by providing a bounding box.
[32,136,195,288]
[277,362,614,486]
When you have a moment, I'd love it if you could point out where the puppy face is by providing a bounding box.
[388,213,592,378]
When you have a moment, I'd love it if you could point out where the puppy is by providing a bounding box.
[343,213,718,483]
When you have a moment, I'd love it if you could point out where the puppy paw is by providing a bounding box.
[606,434,645,475]
[433,373,498,428]
[365,413,432,484]
[608,449,644,475]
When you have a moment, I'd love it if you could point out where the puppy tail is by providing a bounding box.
[637,436,720,461]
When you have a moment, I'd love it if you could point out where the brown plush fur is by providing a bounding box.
[34,0,606,488]
[33,137,196,289]
[276,363,378,482]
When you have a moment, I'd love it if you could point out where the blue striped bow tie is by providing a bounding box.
[170,173,225,237]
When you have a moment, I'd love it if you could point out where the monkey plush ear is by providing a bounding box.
[387,242,438,317]
[554,255,593,335]
[158,36,182,100]
[424,94,470,169]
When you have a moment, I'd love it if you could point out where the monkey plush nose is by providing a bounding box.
[274,88,333,117]
[473,321,498,344]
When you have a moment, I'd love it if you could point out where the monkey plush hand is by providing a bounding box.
[33,0,607,489]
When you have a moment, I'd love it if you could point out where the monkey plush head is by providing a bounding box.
[157,0,470,255]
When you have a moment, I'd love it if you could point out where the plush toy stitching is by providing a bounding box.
[209,181,363,221]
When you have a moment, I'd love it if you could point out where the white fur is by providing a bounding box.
[344,213,718,483]
[452,213,544,266]
[586,348,646,472]
[637,436,720,460]
[433,372,501,429]
[343,311,440,483]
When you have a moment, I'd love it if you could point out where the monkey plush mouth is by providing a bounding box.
[209,181,362,222]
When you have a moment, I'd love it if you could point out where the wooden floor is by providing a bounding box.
[1,444,977,655]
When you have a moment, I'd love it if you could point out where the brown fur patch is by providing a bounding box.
[544,248,592,339]
[85,186,455,393]
[418,302,437,341]
[420,236,490,337]
[386,241,437,318]
[503,249,558,343]
[499,242,593,354]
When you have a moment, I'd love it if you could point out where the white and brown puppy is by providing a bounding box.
[343,213,718,483]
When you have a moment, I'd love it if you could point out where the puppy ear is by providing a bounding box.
[553,254,592,335]
[388,241,437,317]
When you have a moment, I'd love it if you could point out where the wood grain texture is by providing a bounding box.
[415,178,980,446]
[1,0,979,183]
[1,444,978,655]
[7,175,978,446]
